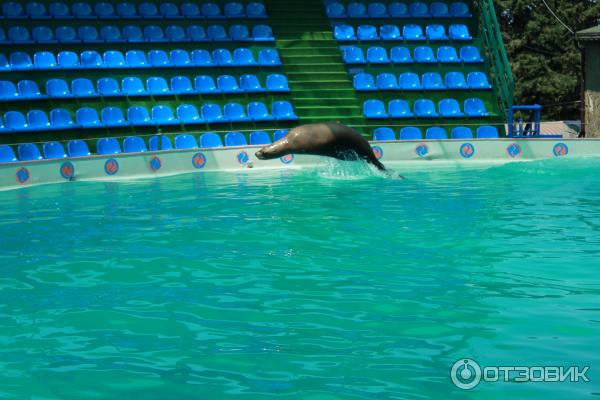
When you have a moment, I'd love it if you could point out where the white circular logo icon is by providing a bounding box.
[451,359,482,390]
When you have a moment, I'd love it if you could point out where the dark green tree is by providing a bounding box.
[494,0,600,120]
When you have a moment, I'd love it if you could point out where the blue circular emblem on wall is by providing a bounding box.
[506,143,522,158]
[415,143,429,157]
[16,167,30,184]
[459,143,475,159]
[280,154,294,164]
[149,156,162,172]
[104,158,119,175]
[371,145,383,160]
[60,161,75,180]
[192,152,206,169]
[553,143,568,157]
[237,151,250,165]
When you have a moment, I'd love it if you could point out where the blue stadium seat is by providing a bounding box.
[28,2,49,18]
[388,99,414,118]
[249,131,271,145]
[451,2,472,17]
[18,80,43,99]
[414,46,436,63]
[378,73,399,90]
[366,46,389,64]
[259,49,281,66]
[123,25,143,42]
[174,134,198,149]
[253,25,274,42]
[160,2,182,18]
[177,104,202,123]
[4,1,26,18]
[57,51,80,69]
[354,73,376,91]
[414,99,439,117]
[273,129,288,141]
[202,2,223,19]
[147,77,171,95]
[246,2,267,18]
[207,24,229,41]
[191,49,214,66]
[123,136,147,153]
[127,106,151,125]
[95,2,116,18]
[422,73,445,90]
[144,25,167,42]
[358,25,379,41]
[389,2,408,17]
[217,75,242,93]
[148,135,173,151]
[80,50,103,68]
[116,2,139,18]
[98,78,121,96]
[76,107,102,127]
[451,126,473,139]
[449,24,472,40]
[403,24,425,41]
[27,110,51,130]
[326,2,346,18]
[241,74,267,92]
[461,46,483,63]
[342,46,366,64]
[464,98,489,117]
[426,24,448,40]
[181,2,201,18]
[97,138,122,155]
[148,50,171,66]
[122,77,147,95]
[46,78,72,98]
[373,127,396,141]
[400,72,422,90]
[0,28,7,44]
[34,51,58,69]
[334,24,356,41]
[171,76,194,94]
[431,2,451,18]
[224,2,245,18]
[43,141,67,159]
[49,2,71,18]
[125,50,149,67]
[347,2,367,18]
[18,143,42,160]
[10,52,33,70]
[439,98,465,117]
[169,49,191,66]
[201,103,225,123]
[152,105,177,124]
[139,2,159,18]
[437,46,460,63]
[426,127,448,139]
[32,26,55,43]
[409,2,430,17]
[50,108,75,129]
[399,127,422,140]
[8,26,33,43]
[390,46,413,63]
[68,140,91,157]
[212,48,234,66]
[0,81,18,100]
[224,102,251,122]
[380,24,402,41]
[467,72,492,89]
[195,75,218,94]
[102,107,128,126]
[187,25,208,41]
[56,26,78,43]
[224,131,247,146]
[273,101,298,120]
[445,72,468,89]
[0,145,17,162]
[72,78,96,97]
[166,25,187,42]
[477,125,499,138]
[230,24,250,41]
[364,99,388,119]
[72,2,93,18]
[264,74,288,92]
[368,2,389,18]
[234,48,258,66]
[200,132,223,148]
[248,102,274,121]
[79,26,101,42]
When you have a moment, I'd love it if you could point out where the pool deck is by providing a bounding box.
[1,138,599,190]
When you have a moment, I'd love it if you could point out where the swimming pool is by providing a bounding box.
[1,156,599,399]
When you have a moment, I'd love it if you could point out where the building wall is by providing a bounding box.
[584,42,600,137]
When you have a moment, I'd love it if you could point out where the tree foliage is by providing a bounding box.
[494,0,600,119]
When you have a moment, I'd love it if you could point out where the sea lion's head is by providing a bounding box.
[255,138,290,160]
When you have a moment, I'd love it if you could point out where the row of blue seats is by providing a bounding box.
[0,2,267,20]
[0,130,290,163]
[0,101,299,132]
[0,48,282,71]
[326,1,471,19]
[364,98,489,118]
[342,45,482,64]
[373,125,498,141]
[334,23,472,41]
[0,74,290,101]
[354,72,491,91]
[0,24,274,44]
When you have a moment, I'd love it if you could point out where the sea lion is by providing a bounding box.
[255,123,387,171]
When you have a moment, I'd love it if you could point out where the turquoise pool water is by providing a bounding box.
[1,158,599,399]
